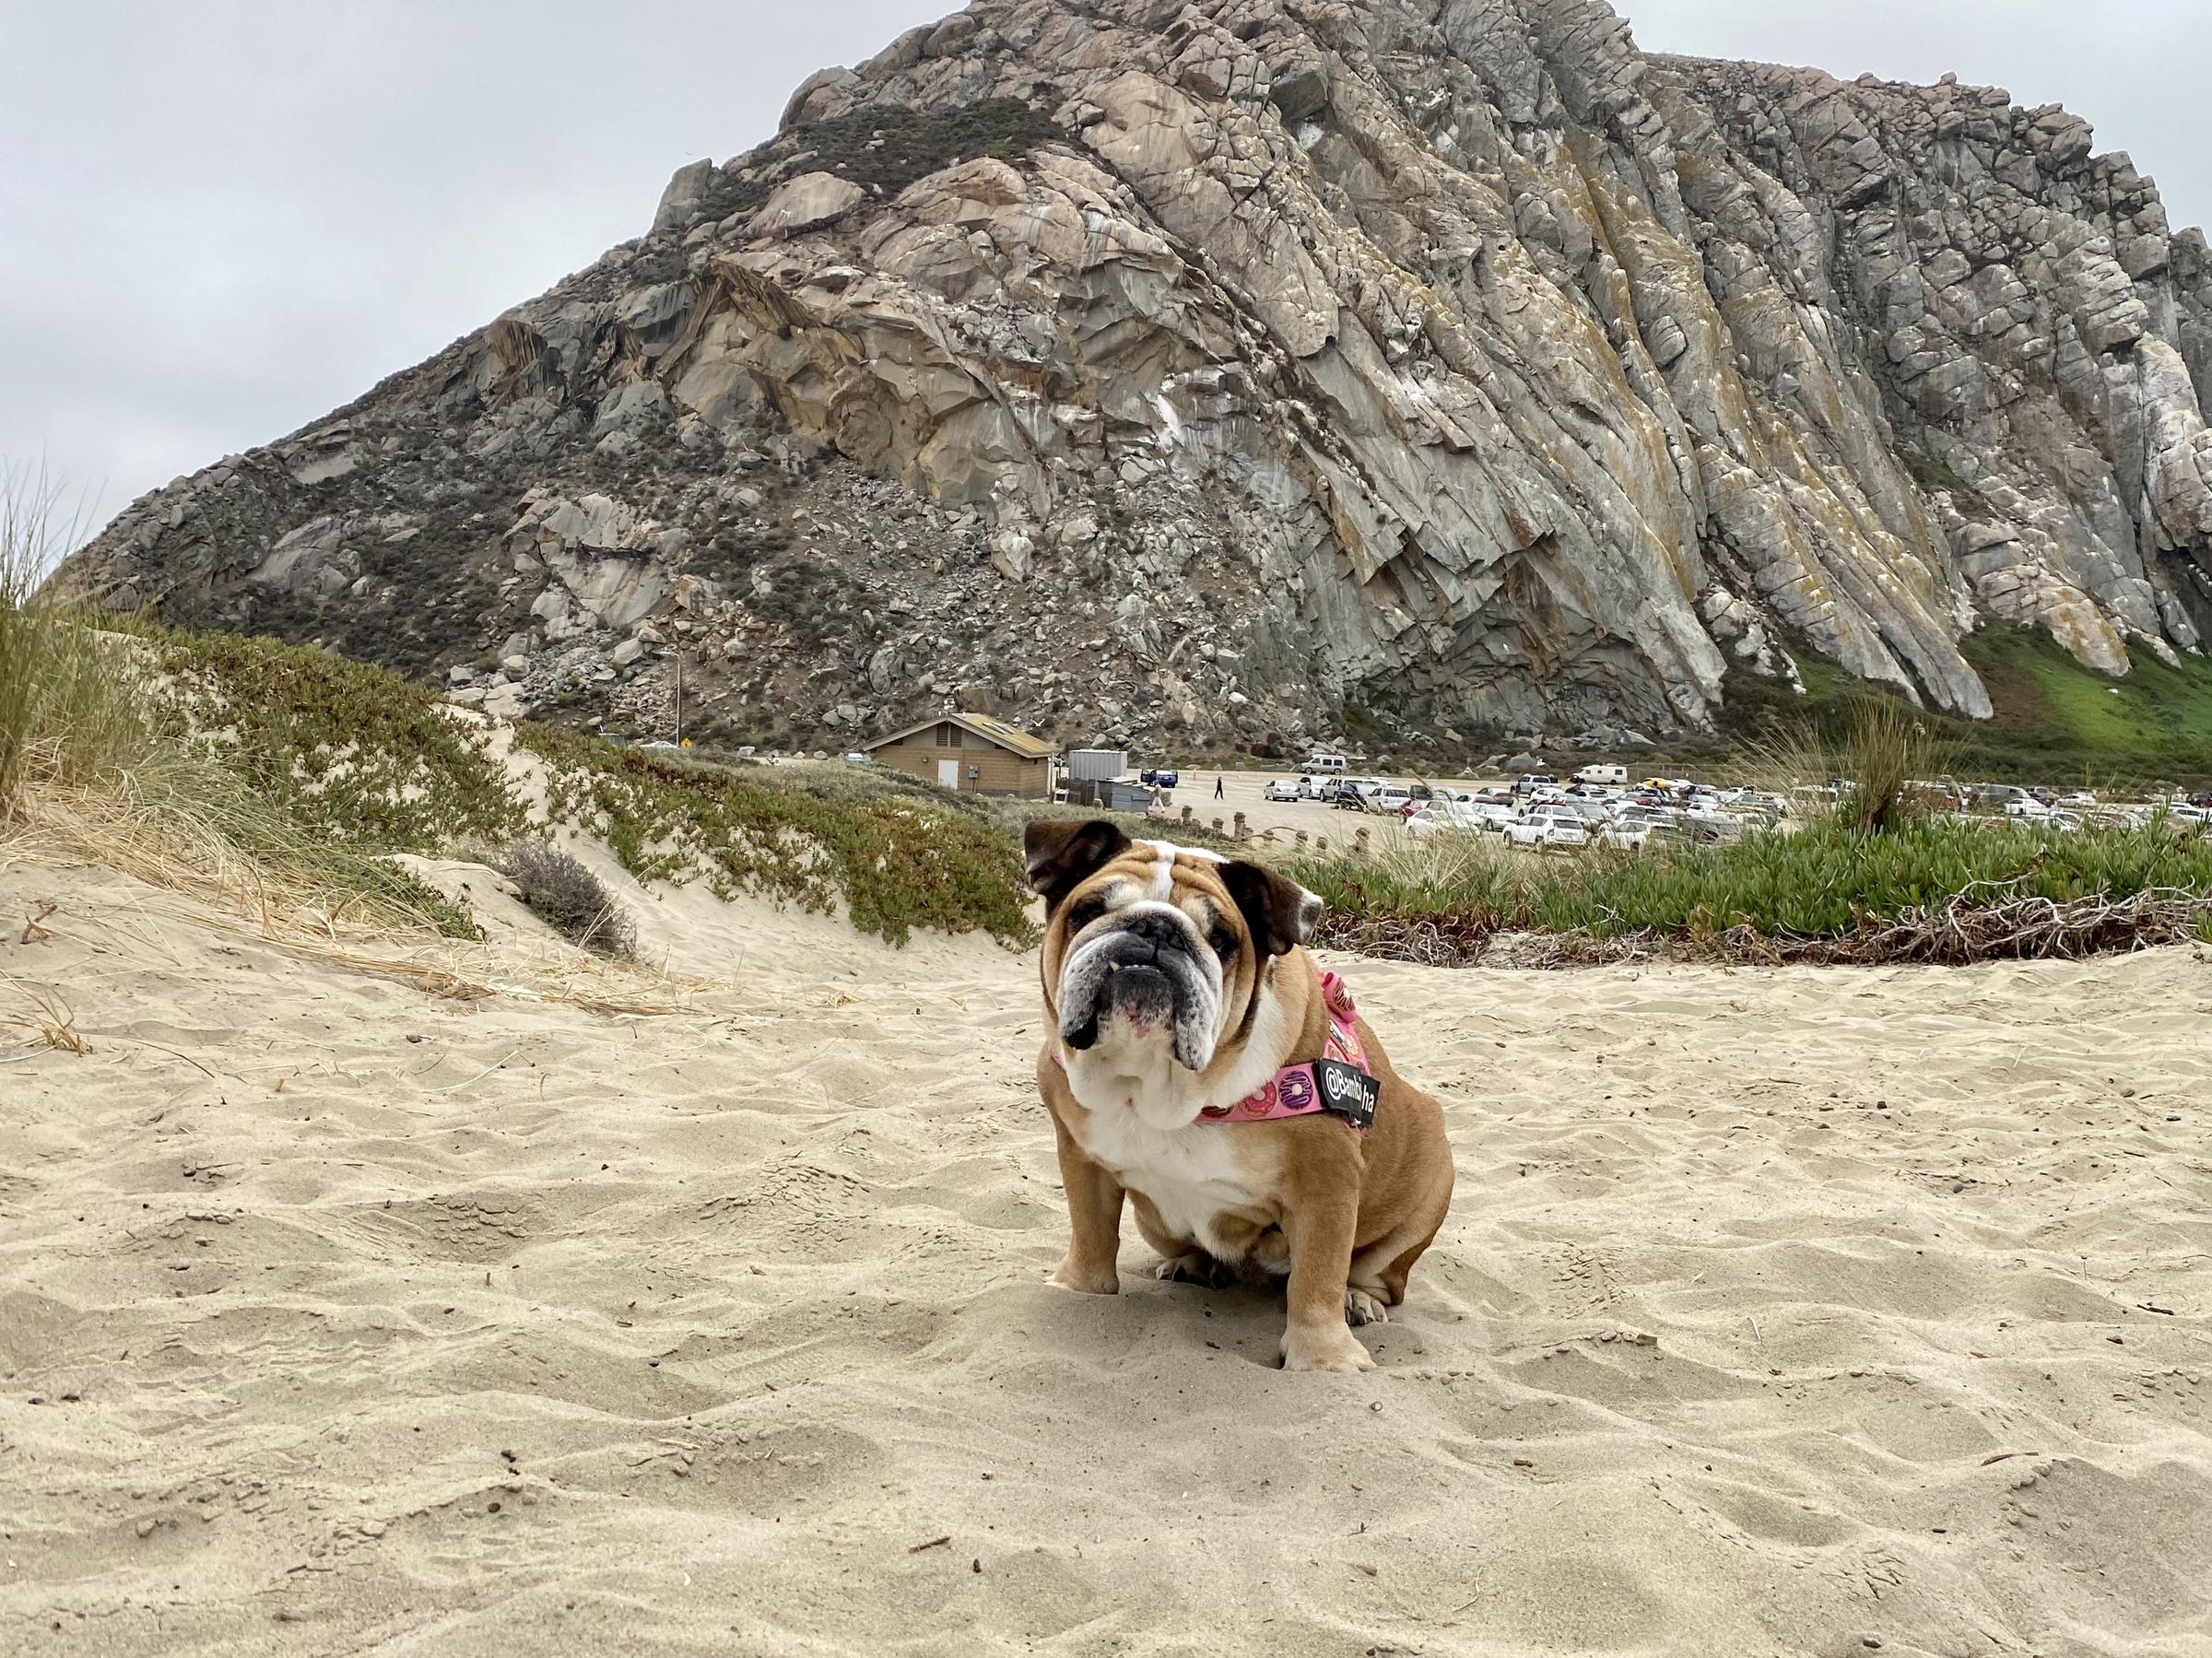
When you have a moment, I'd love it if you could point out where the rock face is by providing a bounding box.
[61,1,2212,755]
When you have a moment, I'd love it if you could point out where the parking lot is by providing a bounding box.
[1147,765,1670,846]
[1138,765,2210,852]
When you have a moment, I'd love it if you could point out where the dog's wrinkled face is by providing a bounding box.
[1026,821,1321,1115]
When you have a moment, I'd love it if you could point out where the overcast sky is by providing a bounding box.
[5,0,2205,537]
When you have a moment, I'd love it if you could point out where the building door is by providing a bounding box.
[937,759,961,791]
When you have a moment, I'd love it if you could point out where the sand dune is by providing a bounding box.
[3,850,2208,1656]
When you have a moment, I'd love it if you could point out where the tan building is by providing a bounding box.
[864,712,1054,798]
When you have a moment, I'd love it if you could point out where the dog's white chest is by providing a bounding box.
[1071,1105,1260,1252]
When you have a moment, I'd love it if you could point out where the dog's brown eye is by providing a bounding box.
[1208,924,1238,960]
[1066,897,1105,933]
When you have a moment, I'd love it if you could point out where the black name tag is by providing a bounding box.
[1313,1059,1380,1131]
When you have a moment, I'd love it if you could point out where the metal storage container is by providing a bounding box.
[1067,748,1128,782]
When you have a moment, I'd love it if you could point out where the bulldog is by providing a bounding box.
[1024,818,1453,1372]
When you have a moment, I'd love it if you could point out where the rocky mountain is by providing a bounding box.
[61,0,2212,759]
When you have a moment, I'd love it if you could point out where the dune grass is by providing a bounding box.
[1,478,157,819]
[513,724,1037,948]
[52,615,1040,950]
[135,622,529,852]
[14,575,1040,952]
[1292,704,2212,964]
[5,482,483,939]
[1293,815,2212,964]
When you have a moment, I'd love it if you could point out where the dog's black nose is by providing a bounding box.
[1108,911,1190,958]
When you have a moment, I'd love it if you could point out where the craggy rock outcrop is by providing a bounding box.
[62,0,2212,755]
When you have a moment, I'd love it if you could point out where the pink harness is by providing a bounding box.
[1052,970,1374,1135]
[1198,970,1372,1132]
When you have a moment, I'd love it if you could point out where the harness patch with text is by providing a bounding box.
[1195,970,1379,1135]
[1312,1057,1381,1132]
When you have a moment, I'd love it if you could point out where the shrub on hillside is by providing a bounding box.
[690,100,1068,227]
[499,841,637,958]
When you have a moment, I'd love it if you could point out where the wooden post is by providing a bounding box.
[1355,827,1370,855]
[1232,811,1248,841]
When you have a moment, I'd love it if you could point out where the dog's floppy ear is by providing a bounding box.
[1023,818,1132,909]
[1218,861,1324,958]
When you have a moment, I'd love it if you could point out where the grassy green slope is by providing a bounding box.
[1958,629,2212,782]
[1710,629,2212,787]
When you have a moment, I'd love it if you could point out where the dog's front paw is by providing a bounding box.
[1345,1288,1391,1327]
[1279,1323,1377,1373]
[1047,1255,1120,1295]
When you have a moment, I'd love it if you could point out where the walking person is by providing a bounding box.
[1214,774,1225,800]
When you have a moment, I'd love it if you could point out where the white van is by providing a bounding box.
[1575,764,1629,786]
[1301,753,1347,774]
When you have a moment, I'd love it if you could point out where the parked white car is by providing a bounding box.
[1364,785,1414,816]
[1406,799,1514,838]
[1263,779,1301,802]
[1728,791,1788,824]
[1597,805,1670,849]
[1502,805,1592,848]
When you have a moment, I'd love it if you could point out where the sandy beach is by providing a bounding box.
[4,849,2208,1656]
